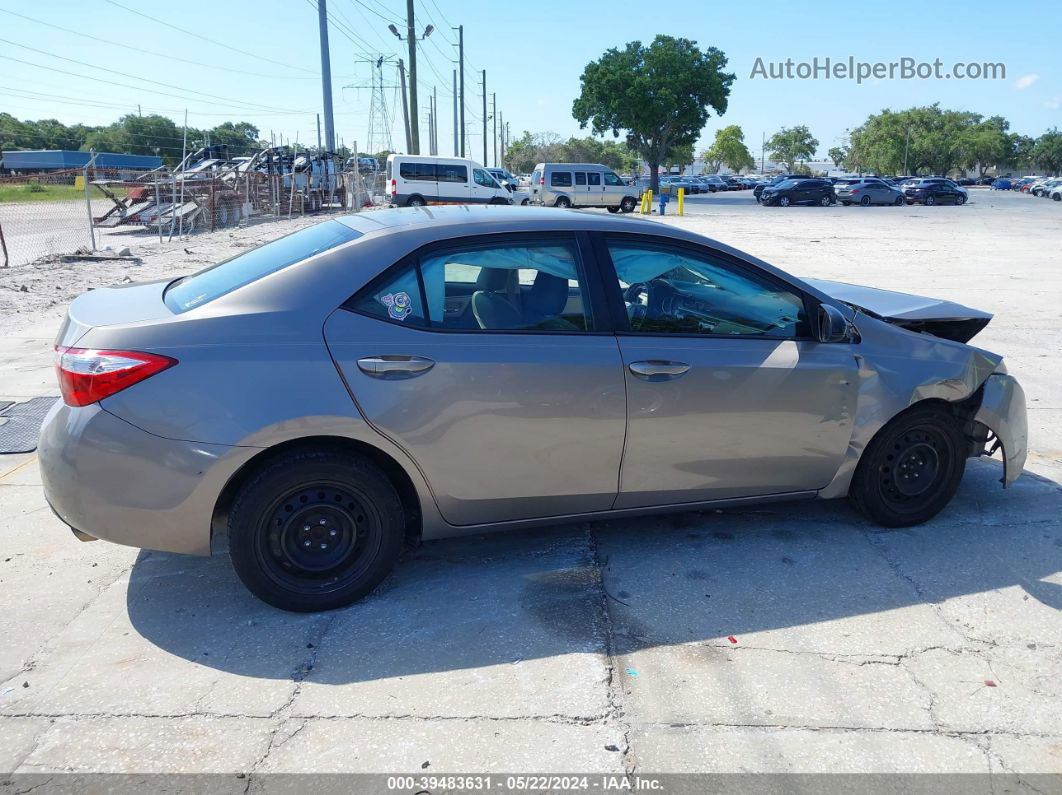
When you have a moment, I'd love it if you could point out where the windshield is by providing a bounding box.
[164,221,361,313]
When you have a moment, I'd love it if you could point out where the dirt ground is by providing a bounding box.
[0,189,1059,785]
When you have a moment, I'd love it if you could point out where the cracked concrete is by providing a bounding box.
[0,191,1060,778]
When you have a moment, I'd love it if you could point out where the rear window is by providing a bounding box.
[163,221,361,313]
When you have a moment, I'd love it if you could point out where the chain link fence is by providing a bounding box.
[1,150,393,268]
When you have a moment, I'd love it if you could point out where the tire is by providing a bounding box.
[521,198,529,205]
[607,206,620,213]
[860,195,872,207]
[406,195,426,207]
[228,447,405,612]
[1054,194,1061,202]
[955,195,966,206]
[554,196,572,209]
[848,404,966,528]
[924,195,936,206]
[894,196,905,206]
[620,196,637,213]
[779,196,790,207]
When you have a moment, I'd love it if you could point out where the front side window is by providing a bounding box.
[551,171,573,187]
[606,240,809,338]
[603,172,623,186]
[473,168,497,188]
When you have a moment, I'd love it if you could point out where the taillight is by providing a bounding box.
[851,189,860,194]
[390,178,396,195]
[55,346,177,407]
[538,175,544,185]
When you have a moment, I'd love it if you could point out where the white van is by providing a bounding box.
[529,162,640,212]
[386,154,513,207]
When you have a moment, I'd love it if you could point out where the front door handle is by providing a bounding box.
[357,355,435,377]
[628,360,691,378]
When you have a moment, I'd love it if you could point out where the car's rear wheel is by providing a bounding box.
[860,195,872,206]
[228,448,405,612]
[620,196,637,213]
[925,195,936,206]
[848,404,966,527]
[407,195,426,207]
[554,196,571,209]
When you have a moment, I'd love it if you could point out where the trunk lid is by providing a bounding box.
[805,278,992,343]
[56,280,173,347]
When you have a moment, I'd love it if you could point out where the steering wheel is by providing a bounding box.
[624,280,674,329]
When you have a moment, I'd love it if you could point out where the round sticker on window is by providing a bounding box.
[381,291,413,321]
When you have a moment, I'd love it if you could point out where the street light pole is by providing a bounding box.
[389,10,433,155]
[482,70,488,167]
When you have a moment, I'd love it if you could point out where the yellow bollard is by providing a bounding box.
[677,187,685,215]
[645,189,653,214]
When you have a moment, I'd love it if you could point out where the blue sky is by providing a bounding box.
[1,0,1059,161]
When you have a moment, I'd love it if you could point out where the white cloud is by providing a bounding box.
[1044,97,1061,110]
[1014,73,1039,90]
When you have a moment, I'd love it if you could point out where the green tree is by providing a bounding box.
[208,121,261,156]
[1005,134,1036,172]
[1034,128,1062,175]
[957,116,1009,177]
[828,145,848,168]
[572,35,734,195]
[662,141,695,173]
[701,125,754,174]
[767,125,819,172]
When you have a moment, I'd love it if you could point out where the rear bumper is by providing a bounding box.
[38,401,256,555]
[974,373,1028,487]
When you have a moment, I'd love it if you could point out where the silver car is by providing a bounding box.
[836,178,906,206]
[39,207,1027,611]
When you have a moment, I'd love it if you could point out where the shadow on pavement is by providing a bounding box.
[125,458,1062,683]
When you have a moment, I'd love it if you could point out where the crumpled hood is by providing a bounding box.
[804,278,992,343]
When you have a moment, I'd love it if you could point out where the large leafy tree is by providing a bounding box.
[767,126,819,172]
[847,105,993,176]
[208,121,263,156]
[502,131,640,175]
[701,125,754,174]
[572,35,734,194]
[1034,128,1062,175]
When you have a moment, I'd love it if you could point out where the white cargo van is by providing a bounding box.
[386,154,513,207]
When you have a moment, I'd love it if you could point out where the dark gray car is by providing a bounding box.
[39,207,1027,611]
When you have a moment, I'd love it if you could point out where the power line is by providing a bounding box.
[351,0,402,25]
[0,38,315,115]
[0,8,320,81]
[102,0,317,74]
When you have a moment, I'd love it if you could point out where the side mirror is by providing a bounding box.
[817,303,851,343]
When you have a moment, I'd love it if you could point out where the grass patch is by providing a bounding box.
[0,183,128,203]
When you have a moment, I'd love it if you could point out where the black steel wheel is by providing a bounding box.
[860,195,872,206]
[849,405,966,527]
[554,196,572,208]
[620,196,637,213]
[407,195,426,207]
[228,448,404,611]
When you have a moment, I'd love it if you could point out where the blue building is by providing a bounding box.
[0,150,162,174]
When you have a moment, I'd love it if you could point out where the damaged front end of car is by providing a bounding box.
[808,279,1029,497]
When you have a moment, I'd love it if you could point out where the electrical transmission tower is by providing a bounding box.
[346,56,400,156]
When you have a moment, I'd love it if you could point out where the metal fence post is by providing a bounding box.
[83,151,97,252]
[0,220,9,268]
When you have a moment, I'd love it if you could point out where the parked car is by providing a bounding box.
[39,206,1027,611]
[836,178,906,206]
[753,175,812,201]
[1049,184,1062,201]
[698,175,729,192]
[487,167,530,205]
[760,178,836,206]
[904,179,967,205]
[1033,178,1062,197]
[663,175,700,194]
[991,178,1013,190]
[386,154,512,207]
[530,163,641,212]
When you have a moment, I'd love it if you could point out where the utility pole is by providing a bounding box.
[456,25,465,157]
[499,111,504,166]
[760,131,765,173]
[433,86,438,155]
[316,114,322,151]
[452,70,458,156]
[481,70,487,166]
[492,93,497,168]
[398,59,412,153]
[317,0,336,151]
[903,126,911,175]
[405,0,419,154]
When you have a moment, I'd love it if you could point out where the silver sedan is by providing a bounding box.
[39,207,1027,611]
[836,178,906,206]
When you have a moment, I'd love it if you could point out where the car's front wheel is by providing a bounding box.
[778,196,790,207]
[894,196,905,206]
[228,447,405,612]
[924,195,936,206]
[848,404,966,527]
[955,195,966,205]
[620,196,637,213]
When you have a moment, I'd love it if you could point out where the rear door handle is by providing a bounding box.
[357,355,435,376]
[628,360,691,378]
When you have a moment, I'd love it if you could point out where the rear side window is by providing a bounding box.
[400,162,436,181]
[551,171,572,187]
[575,172,587,186]
[587,172,601,186]
[164,221,361,313]
[439,164,468,183]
